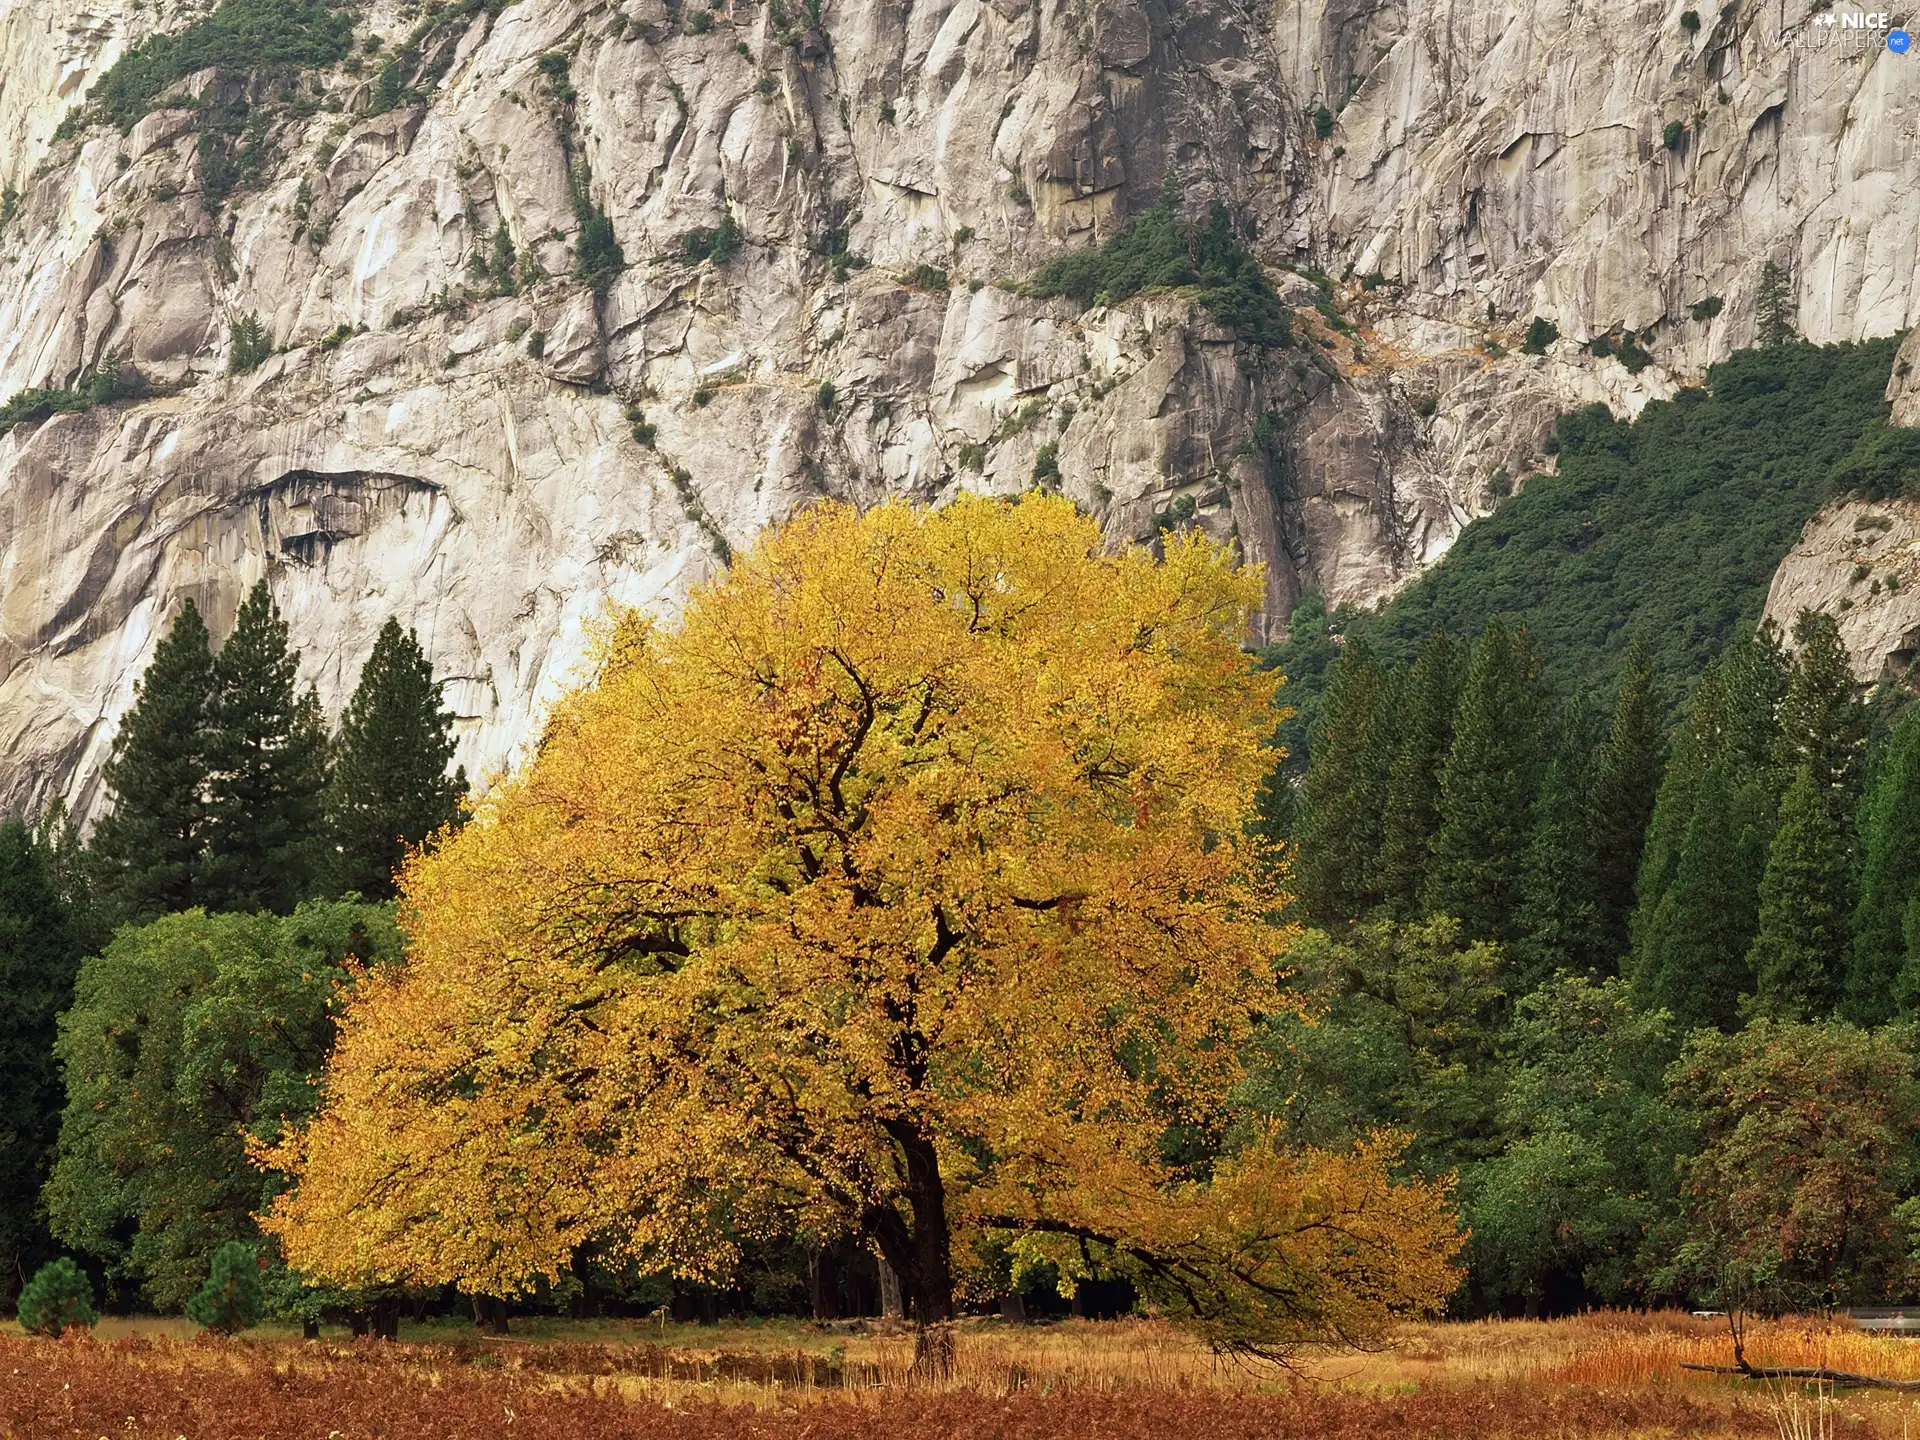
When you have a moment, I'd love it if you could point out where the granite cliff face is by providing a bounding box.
[1,0,1916,815]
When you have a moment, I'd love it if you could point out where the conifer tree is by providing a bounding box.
[1777,610,1864,804]
[1745,763,1850,1021]
[322,618,464,900]
[1756,259,1797,347]
[1377,629,1455,917]
[1293,637,1386,923]
[0,822,81,1305]
[1512,701,1603,989]
[1630,667,1724,964]
[1720,621,1793,774]
[1629,626,1788,1006]
[1424,617,1547,945]
[200,582,328,914]
[1638,762,1766,1033]
[90,600,215,922]
[1588,639,1664,970]
[1855,713,1920,1020]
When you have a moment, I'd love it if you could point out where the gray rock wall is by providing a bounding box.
[2,0,1915,816]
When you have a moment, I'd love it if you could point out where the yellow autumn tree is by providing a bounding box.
[262,494,1459,1366]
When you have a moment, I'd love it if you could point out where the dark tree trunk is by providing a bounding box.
[871,1119,957,1377]
[470,1294,510,1335]
[1000,1289,1028,1322]
[302,1318,321,1340]
[809,1245,840,1320]
[844,1243,875,1318]
[373,1297,401,1341]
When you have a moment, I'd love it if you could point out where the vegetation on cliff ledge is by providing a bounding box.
[1031,191,1293,348]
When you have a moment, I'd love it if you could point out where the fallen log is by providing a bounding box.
[1680,1362,1920,1392]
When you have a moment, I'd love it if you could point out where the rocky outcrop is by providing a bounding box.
[1764,497,1920,687]
[2,0,1917,815]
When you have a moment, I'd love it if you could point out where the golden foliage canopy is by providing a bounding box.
[264,494,1458,1353]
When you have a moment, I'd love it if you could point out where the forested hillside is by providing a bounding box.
[1262,337,1910,792]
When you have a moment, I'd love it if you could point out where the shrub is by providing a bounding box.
[1312,103,1335,140]
[953,226,974,244]
[631,421,656,446]
[906,263,949,292]
[574,208,625,294]
[1663,120,1685,151]
[817,381,836,411]
[74,0,356,133]
[682,213,743,265]
[1031,441,1061,488]
[228,313,271,374]
[1413,394,1438,418]
[1521,317,1559,355]
[527,330,547,358]
[689,8,713,32]
[185,1242,265,1334]
[1680,9,1701,31]
[1690,296,1725,322]
[1030,194,1291,347]
[17,1257,96,1337]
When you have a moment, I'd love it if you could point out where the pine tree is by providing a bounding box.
[16,1256,96,1337]
[1745,763,1850,1021]
[1588,639,1664,972]
[200,582,328,914]
[1293,637,1387,923]
[1848,712,1920,1022]
[1424,617,1547,944]
[185,1240,265,1334]
[1777,610,1864,803]
[90,600,215,922]
[1512,701,1603,989]
[1639,762,1766,1032]
[0,822,81,1306]
[1377,629,1455,917]
[1629,626,1788,1004]
[1756,259,1796,347]
[322,618,465,900]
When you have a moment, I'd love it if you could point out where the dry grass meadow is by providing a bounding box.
[8,1310,1920,1437]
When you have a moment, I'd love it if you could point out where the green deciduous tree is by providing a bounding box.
[1853,713,1920,1020]
[1424,618,1547,945]
[1246,916,1508,1177]
[1666,1019,1920,1313]
[0,822,82,1305]
[91,600,215,922]
[1466,975,1682,1315]
[1744,763,1851,1021]
[321,618,464,901]
[201,582,328,914]
[46,901,401,1310]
